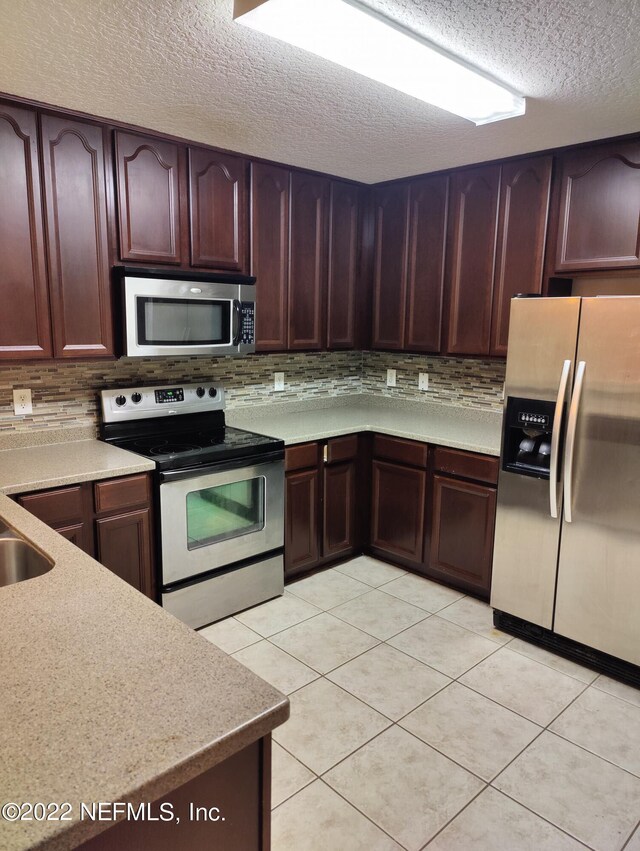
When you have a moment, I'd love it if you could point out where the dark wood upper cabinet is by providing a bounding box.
[0,104,51,359]
[490,155,552,357]
[188,148,247,271]
[446,164,500,356]
[288,171,328,350]
[40,115,114,358]
[115,131,183,264]
[327,180,359,349]
[371,183,409,349]
[405,174,449,353]
[553,141,640,271]
[251,162,290,351]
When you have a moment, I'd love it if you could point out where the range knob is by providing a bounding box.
[196,387,206,398]
[131,392,142,404]
[208,387,217,398]
[115,395,126,407]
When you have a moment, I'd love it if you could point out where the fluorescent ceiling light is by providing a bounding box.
[234,0,525,125]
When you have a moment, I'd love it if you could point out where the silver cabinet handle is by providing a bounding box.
[563,360,586,523]
[549,359,572,519]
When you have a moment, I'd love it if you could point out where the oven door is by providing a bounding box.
[123,276,255,356]
[159,457,284,587]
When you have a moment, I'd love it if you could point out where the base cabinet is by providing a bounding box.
[17,474,155,598]
[285,466,320,576]
[78,736,271,851]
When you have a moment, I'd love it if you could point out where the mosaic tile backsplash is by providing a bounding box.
[0,350,504,434]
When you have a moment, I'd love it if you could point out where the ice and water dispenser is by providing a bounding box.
[502,397,558,479]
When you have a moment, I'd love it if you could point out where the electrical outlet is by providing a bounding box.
[13,388,33,415]
[419,372,429,391]
[274,372,285,392]
[386,369,397,387]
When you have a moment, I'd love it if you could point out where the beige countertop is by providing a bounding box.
[0,464,288,849]
[227,395,502,456]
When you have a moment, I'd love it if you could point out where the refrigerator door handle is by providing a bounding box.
[549,359,572,518]
[563,360,586,523]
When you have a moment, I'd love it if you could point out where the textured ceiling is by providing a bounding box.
[1,0,639,182]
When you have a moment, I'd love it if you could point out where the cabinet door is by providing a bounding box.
[323,461,356,559]
[285,468,320,577]
[371,183,409,349]
[56,523,94,555]
[0,104,51,359]
[446,165,500,356]
[370,460,426,566]
[189,148,247,271]
[288,171,328,350]
[554,141,640,271]
[96,507,154,597]
[429,474,496,596]
[405,174,448,353]
[490,156,552,357]
[41,116,114,358]
[115,131,183,264]
[327,180,359,349]
[251,162,290,351]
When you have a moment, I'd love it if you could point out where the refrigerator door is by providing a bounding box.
[555,296,640,665]
[491,297,581,628]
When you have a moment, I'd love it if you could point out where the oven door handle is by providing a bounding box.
[158,449,285,483]
[232,299,243,346]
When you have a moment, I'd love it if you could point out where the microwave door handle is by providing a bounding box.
[549,360,572,518]
[563,360,586,523]
[232,299,242,346]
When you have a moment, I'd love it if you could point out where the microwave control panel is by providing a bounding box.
[240,302,255,345]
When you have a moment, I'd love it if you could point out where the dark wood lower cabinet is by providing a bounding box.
[78,736,271,851]
[16,474,155,598]
[370,458,427,568]
[323,461,356,559]
[284,467,320,576]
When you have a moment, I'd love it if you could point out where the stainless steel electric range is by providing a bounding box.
[100,383,284,628]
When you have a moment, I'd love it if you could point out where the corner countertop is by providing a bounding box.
[227,395,502,456]
[0,493,289,851]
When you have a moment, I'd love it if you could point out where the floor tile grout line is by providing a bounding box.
[541,727,640,782]
[269,630,384,680]
[505,641,600,686]
[591,679,640,710]
[417,784,488,850]
[621,817,640,850]
[324,604,433,643]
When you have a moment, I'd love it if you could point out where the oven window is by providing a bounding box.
[186,477,265,549]
[137,297,231,345]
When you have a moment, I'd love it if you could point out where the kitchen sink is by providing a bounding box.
[0,525,54,587]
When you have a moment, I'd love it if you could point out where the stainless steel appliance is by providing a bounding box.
[491,295,640,683]
[100,383,284,628]
[118,267,256,357]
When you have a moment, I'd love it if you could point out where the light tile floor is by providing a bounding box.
[199,556,640,851]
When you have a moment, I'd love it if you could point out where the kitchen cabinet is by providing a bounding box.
[369,435,428,568]
[327,180,360,349]
[551,140,640,272]
[371,183,409,349]
[288,171,329,349]
[446,164,501,356]
[188,147,248,271]
[115,131,185,265]
[0,103,52,359]
[285,436,359,578]
[17,474,155,598]
[251,162,290,351]
[427,447,498,597]
[40,115,114,358]
[490,155,552,356]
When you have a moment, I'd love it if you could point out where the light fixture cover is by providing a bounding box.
[234,0,525,125]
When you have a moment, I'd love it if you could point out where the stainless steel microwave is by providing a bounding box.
[118,267,256,357]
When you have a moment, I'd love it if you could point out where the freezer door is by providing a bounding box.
[555,296,640,665]
[491,297,581,628]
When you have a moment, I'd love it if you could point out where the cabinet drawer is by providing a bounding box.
[94,474,150,516]
[326,435,358,464]
[372,434,428,468]
[285,442,319,472]
[18,486,84,526]
[433,447,499,485]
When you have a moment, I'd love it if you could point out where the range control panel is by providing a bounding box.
[101,383,225,423]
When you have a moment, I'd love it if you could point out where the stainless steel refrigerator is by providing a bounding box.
[491,295,640,678]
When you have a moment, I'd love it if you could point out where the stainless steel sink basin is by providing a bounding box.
[0,530,54,587]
